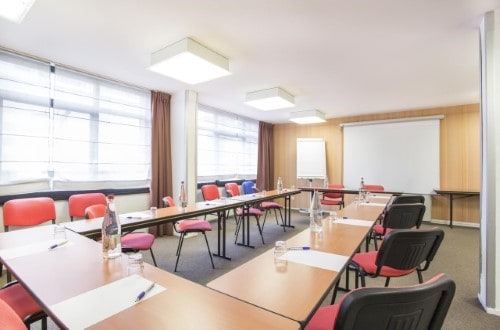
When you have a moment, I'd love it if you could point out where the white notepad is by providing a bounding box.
[279,250,349,272]
[49,275,166,329]
[334,218,373,227]
[0,239,71,260]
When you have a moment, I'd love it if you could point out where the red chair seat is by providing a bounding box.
[177,220,212,232]
[0,283,42,320]
[372,224,394,235]
[305,303,340,330]
[236,207,263,216]
[0,298,26,330]
[352,251,416,277]
[261,201,282,209]
[320,199,342,206]
[121,233,155,250]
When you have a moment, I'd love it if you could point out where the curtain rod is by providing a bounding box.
[340,115,445,127]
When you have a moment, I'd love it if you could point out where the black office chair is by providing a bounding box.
[306,273,456,330]
[367,203,426,251]
[351,228,445,288]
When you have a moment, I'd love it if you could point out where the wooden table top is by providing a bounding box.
[207,199,387,327]
[0,225,299,330]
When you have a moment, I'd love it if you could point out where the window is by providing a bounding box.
[197,104,258,183]
[0,50,151,194]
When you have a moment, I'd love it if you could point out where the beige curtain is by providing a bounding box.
[256,121,274,190]
[149,91,173,236]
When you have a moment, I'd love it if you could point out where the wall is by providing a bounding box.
[274,104,480,225]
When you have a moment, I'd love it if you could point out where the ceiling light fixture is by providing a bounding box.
[148,37,231,84]
[289,110,327,124]
[245,87,295,111]
[0,0,36,23]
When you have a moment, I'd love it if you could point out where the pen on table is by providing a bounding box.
[135,282,155,303]
[48,240,68,250]
[126,216,143,219]
[287,247,310,250]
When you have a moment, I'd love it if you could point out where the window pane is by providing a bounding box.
[197,105,258,182]
[0,51,50,186]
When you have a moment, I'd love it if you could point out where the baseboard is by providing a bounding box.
[427,219,480,228]
[478,294,500,316]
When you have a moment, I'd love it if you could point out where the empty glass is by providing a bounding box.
[127,253,144,275]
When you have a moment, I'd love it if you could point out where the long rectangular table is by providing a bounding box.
[207,197,388,328]
[0,225,300,329]
[433,189,480,227]
[64,188,301,260]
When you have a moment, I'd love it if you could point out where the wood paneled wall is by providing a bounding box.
[274,104,480,224]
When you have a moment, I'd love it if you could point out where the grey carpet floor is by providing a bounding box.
[3,210,499,329]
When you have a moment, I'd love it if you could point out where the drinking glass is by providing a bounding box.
[127,253,144,275]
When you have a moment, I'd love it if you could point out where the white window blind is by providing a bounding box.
[0,50,151,193]
[197,105,258,182]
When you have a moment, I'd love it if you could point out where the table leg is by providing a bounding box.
[449,193,453,228]
[213,210,231,260]
[237,204,255,248]
[283,195,295,229]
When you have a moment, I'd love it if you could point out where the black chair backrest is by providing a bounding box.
[376,228,445,273]
[392,194,425,205]
[334,273,456,330]
[383,203,426,230]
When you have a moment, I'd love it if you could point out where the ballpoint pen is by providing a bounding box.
[126,216,143,219]
[135,282,155,303]
[287,247,310,250]
[48,240,68,250]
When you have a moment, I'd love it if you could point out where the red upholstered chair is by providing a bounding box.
[221,183,265,244]
[350,228,444,288]
[305,273,455,330]
[162,196,214,272]
[363,184,384,192]
[201,184,221,201]
[84,205,157,266]
[320,183,345,209]
[3,197,56,232]
[68,193,107,221]
[0,282,47,329]
[2,197,56,280]
[0,297,28,330]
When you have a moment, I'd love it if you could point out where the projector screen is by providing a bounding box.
[342,118,440,194]
[297,138,326,179]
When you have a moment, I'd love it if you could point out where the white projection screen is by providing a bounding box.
[342,118,441,194]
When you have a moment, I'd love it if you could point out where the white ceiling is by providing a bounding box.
[1,0,499,123]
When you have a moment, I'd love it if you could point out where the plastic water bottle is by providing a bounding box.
[101,195,121,259]
[179,181,188,209]
[310,189,323,232]
[277,177,284,193]
[359,177,366,202]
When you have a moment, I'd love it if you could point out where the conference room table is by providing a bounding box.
[0,225,299,329]
[64,188,301,260]
[300,186,403,196]
[207,195,390,328]
[433,189,480,228]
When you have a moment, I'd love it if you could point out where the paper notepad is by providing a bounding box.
[0,239,71,260]
[50,275,166,329]
[334,219,373,227]
[279,250,349,272]
[360,202,387,207]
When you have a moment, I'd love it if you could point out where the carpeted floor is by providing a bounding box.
[2,210,499,329]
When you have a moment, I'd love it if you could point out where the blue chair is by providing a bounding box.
[242,181,256,194]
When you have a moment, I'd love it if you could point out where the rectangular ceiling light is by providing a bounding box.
[0,0,36,23]
[245,87,295,111]
[290,110,326,124]
[148,37,231,85]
